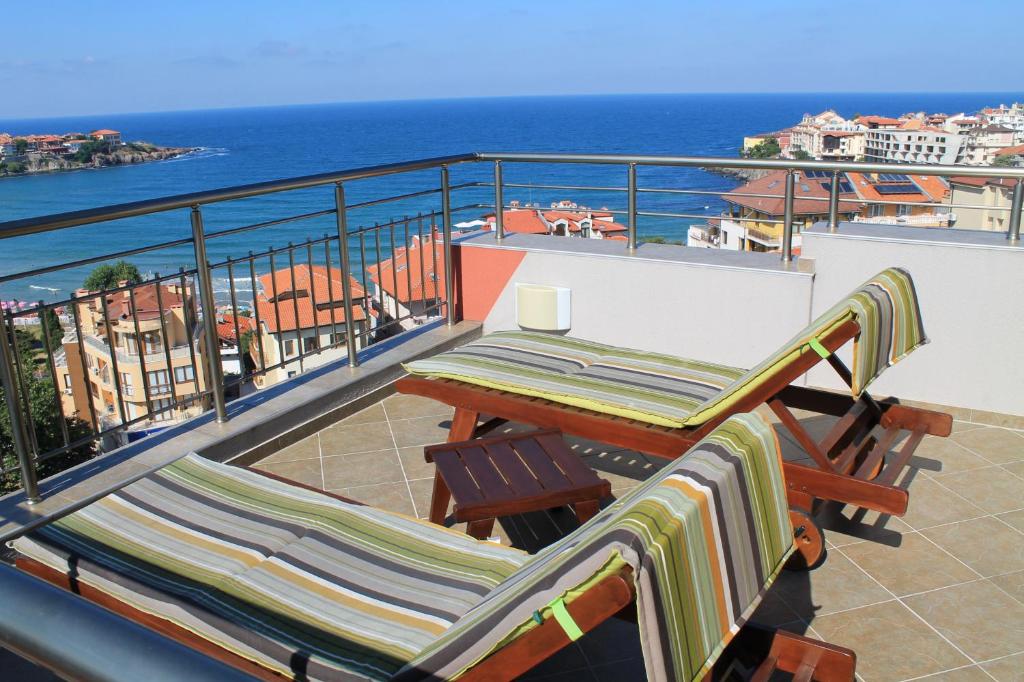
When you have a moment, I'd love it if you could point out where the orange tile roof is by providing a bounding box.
[722,170,861,217]
[856,115,901,126]
[948,176,1018,189]
[365,235,446,304]
[90,129,120,136]
[483,209,549,234]
[846,172,949,204]
[96,283,188,323]
[996,144,1024,156]
[256,264,367,333]
[217,314,256,344]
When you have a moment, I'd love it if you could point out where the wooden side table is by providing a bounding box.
[424,428,612,540]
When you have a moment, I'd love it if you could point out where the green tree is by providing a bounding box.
[792,149,812,160]
[0,161,26,174]
[84,260,142,290]
[1,327,95,494]
[72,140,113,163]
[992,154,1017,167]
[640,236,683,245]
[745,137,781,159]
[40,307,64,353]
[13,138,28,155]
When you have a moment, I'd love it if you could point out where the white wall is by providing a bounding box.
[802,224,1024,416]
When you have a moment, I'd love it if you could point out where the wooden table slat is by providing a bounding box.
[512,437,570,489]
[487,441,543,496]
[431,450,485,506]
[535,431,599,486]
[459,445,512,499]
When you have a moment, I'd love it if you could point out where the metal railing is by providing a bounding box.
[1,151,1022,501]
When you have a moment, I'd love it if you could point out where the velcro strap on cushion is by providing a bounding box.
[550,598,583,641]
[807,337,831,359]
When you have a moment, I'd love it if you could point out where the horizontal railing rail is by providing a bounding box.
[0,151,1021,502]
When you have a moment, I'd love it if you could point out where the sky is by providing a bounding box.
[3,0,1023,119]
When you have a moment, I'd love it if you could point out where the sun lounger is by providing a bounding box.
[398,268,952,566]
[10,414,855,681]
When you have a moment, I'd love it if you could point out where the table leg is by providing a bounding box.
[429,473,452,526]
[573,499,601,525]
[466,518,495,540]
[447,408,480,442]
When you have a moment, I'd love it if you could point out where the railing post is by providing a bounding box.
[334,182,359,368]
[190,206,228,423]
[781,169,796,263]
[0,314,39,502]
[440,165,455,326]
[827,171,841,232]
[1008,179,1023,243]
[627,162,638,251]
[493,160,504,241]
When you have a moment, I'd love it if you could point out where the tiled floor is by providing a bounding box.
[252,395,1024,682]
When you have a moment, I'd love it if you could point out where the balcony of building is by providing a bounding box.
[0,153,1022,681]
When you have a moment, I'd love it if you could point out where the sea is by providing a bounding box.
[0,92,1018,306]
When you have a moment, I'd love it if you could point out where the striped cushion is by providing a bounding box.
[401,413,793,682]
[11,455,529,681]
[404,267,928,428]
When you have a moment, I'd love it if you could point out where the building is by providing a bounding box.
[483,201,630,240]
[959,125,1017,165]
[0,133,13,158]
[55,281,210,436]
[787,111,866,161]
[366,233,446,329]
[252,264,371,387]
[89,129,122,144]
[980,103,1024,138]
[216,313,257,376]
[847,172,951,226]
[947,176,1018,231]
[712,170,862,252]
[63,138,89,153]
[994,144,1024,166]
[854,115,901,129]
[863,124,963,165]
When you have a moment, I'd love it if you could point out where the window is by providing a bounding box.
[896,204,912,217]
[152,397,174,421]
[869,204,885,218]
[284,339,295,356]
[147,369,171,395]
[120,372,134,397]
[330,332,346,345]
[303,336,318,353]
[63,374,72,389]
[174,365,195,383]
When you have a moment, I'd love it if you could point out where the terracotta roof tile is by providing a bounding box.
[365,235,446,303]
[256,264,367,333]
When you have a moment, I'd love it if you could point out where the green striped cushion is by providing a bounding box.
[12,455,529,681]
[404,267,927,428]
[401,413,793,682]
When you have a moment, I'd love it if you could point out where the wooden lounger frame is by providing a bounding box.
[14,468,857,681]
[396,318,952,567]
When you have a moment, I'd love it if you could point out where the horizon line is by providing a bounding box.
[4,90,1023,125]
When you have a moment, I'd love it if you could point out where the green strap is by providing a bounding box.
[807,337,830,359]
[549,597,584,641]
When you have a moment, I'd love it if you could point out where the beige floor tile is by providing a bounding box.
[388,415,453,448]
[335,481,416,517]
[930,466,1024,515]
[951,421,989,435]
[917,665,998,681]
[253,457,323,488]
[771,552,892,620]
[989,570,1024,605]
[407,477,438,520]
[897,476,987,531]
[980,652,1024,682]
[910,438,992,476]
[319,421,396,456]
[321,449,404,489]
[257,434,320,464]
[397,446,435,481]
[951,427,1024,464]
[841,533,978,596]
[336,403,387,426]
[381,393,453,420]
[904,579,1024,662]
[815,503,913,549]
[997,510,1024,533]
[922,517,1024,578]
[811,600,970,682]
[1002,461,1024,480]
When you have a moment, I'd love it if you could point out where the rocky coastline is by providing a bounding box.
[0,144,197,178]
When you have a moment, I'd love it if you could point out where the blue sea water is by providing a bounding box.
[0,92,1018,303]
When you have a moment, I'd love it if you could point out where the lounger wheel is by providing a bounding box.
[786,508,825,570]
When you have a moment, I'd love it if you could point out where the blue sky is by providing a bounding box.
[3,0,1022,119]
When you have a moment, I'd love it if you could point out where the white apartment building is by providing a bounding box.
[958,125,1017,165]
[788,111,866,161]
[863,127,963,164]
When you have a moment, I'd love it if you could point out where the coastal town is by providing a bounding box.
[0,128,191,176]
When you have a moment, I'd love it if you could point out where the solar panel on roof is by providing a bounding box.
[878,173,910,182]
[876,182,917,192]
[803,170,831,178]
[821,181,854,193]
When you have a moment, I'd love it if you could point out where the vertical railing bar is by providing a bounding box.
[190,206,228,423]
[126,288,153,420]
[0,312,39,501]
[286,243,305,373]
[153,279,180,411]
[227,261,244,370]
[358,231,371,344]
[1008,179,1023,243]
[178,269,201,410]
[268,251,288,376]
[626,162,638,251]
[373,225,387,333]
[428,214,440,311]
[333,184,359,366]
[388,220,402,328]
[69,296,99,434]
[827,171,841,232]
[38,300,71,448]
[98,294,128,429]
[322,235,340,350]
[416,213,427,316]
[6,310,39,456]
[304,240,321,356]
[402,217,414,323]
[781,169,796,263]
[493,160,504,241]
[247,252,266,375]
[440,164,455,325]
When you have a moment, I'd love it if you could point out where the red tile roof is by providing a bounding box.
[217,314,256,344]
[996,144,1024,156]
[722,170,861,217]
[948,176,1019,189]
[93,283,189,323]
[483,209,549,234]
[256,264,367,333]
[846,172,949,204]
[90,129,120,136]
[365,235,446,304]
[856,115,901,127]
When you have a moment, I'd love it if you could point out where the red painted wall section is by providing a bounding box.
[452,244,526,322]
